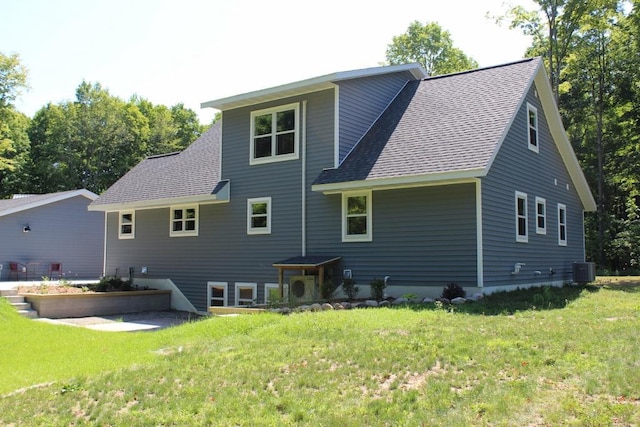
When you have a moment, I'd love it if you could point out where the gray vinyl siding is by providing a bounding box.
[104,89,336,310]
[0,196,104,280]
[337,72,413,162]
[481,83,586,288]
[307,183,478,291]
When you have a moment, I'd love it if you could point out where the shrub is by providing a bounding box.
[341,278,359,301]
[319,279,336,300]
[96,276,132,292]
[441,282,466,300]
[370,278,386,301]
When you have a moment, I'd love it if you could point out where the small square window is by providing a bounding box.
[119,211,135,239]
[247,197,271,235]
[208,282,227,307]
[235,282,257,306]
[170,205,198,237]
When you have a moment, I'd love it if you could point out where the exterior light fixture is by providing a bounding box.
[23,224,31,233]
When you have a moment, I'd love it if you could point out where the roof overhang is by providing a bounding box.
[0,189,98,217]
[88,181,230,212]
[311,170,484,194]
[201,63,427,111]
[532,66,597,212]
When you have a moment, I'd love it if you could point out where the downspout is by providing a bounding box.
[102,212,108,276]
[475,179,483,288]
[301,100,307,257]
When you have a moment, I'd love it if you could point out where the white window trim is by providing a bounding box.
[247,197,272,235]
[207,281,228,307]
[264,283,286,304]
[249,103,300,165]
[118,210,135,239]
[235,282,257,306]
[535,197,546,235]
[558,203,567,246]
[515,191,528,243]
[342,190,372,242]
[527,103,539,153]
[170,205,199,237]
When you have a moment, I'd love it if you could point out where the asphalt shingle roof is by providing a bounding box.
[0,190,96,217]
[91,122,222,206]
[314,58,540,186]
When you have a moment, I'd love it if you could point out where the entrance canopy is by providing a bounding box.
[272,256,341,298]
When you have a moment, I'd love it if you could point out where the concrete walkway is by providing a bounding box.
[1,281,203,332]
[36,311,202,332]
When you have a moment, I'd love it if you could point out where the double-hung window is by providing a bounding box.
[535,197,546,235]
[250,103,299,164]
[235,282,257,306]
[119,211,135,239]
[170,205,198,237]
[558,204,567,246]
[247,197,271,235]
[342,191,372,242]
[208,282,227,307]
[515,191,528,243]
[527,103,539,152]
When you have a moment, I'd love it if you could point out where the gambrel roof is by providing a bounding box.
[90,123,228,211]
[312,58,596,212]
[0,189,97,217]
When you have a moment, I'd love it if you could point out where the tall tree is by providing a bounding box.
[386,21,478,76]
[0,52,30,197]
[28,82,150,194]
[496,0,594,103]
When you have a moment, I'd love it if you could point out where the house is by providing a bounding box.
[89,58,596,312]
[0,189,104,281]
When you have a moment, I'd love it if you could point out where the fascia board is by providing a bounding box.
[311,170,484,194]
[201,63,427,111]
[0,189,98,217]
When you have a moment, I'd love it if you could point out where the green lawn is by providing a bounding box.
[1,281,639,426]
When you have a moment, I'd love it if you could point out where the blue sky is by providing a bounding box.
[1,0,534,123]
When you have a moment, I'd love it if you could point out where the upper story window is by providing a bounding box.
[527,103,539,153]
[170,205,198,237]
[342,191,372,242]
[247,197,271,235]
[558,203,567,246]
[515,191,528,243]
[118,211,135,239]
[250,103,299,165]
[535,197,546,235]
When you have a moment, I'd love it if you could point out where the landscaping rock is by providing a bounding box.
[392,297,409,305]
[310,303,323,312]
[451,297,467,305]
[422,297,435,303]
[378,300,390,307]
[468,293,484,301]
[321,303,334,310]
[365,300,379,307]
[333,303,344,310]
[436,297,451,304]
[341,302,352,309]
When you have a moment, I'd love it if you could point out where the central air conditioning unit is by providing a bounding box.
[289,275,317,302]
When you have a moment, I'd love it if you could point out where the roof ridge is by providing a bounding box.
[146,151,181,160]
[424,57,539,81]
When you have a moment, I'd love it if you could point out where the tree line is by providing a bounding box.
[0,61,209,197]
[2,1,639,272]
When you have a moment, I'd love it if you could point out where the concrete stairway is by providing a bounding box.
[0,289,39,319]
